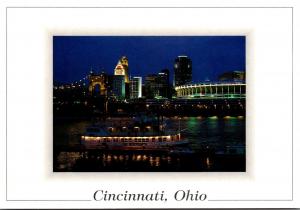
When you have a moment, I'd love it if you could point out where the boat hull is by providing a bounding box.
[81,135,189,150]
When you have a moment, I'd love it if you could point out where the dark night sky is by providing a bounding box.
[53,36,245,84]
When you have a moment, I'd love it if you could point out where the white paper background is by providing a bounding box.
[0,2,299,209]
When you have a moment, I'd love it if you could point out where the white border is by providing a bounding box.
[1,4,298,209]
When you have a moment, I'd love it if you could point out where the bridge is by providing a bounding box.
[54,71,108,96]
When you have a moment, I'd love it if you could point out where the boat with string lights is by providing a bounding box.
[80,116,188,150]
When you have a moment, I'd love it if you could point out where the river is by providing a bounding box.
[54,116,245,172]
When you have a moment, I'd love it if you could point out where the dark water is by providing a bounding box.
[54,116,245,172]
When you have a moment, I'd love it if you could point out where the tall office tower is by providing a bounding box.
[114,56,129,83]
[129,77,142,99]
[108,75,125,99]
[157,69,170,98]
[145,74,158,98]
[174,55,192,86]
[144,69,170,99]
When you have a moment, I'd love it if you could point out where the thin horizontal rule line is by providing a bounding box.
[208,199,293,201]
[6,7,294,9]
[7,199,92,201]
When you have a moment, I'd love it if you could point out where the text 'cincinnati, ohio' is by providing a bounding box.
[93,190,207,202]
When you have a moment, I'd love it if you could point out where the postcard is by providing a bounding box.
[2,4,298,209]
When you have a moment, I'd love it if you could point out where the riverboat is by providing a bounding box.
[81,117,188,150]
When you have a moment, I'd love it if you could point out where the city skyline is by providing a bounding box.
[53,36,245,84]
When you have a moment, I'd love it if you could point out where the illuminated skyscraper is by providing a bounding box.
[157,69,170,98]
[145,74,158,98]
[144,69,170,99]
[114,56,130,98]
[130,77,142,99]
[174,55,192,86]
[107,75,125,99]
[114,56,129,83]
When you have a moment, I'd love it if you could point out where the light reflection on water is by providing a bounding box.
[54,117,245,171]
[56,151,180,171]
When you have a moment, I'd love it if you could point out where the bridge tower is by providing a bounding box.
[88,71,107,96]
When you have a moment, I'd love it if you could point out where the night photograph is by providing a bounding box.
[53,36,246,172]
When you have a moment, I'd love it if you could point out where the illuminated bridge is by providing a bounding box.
[175,82,246,99]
